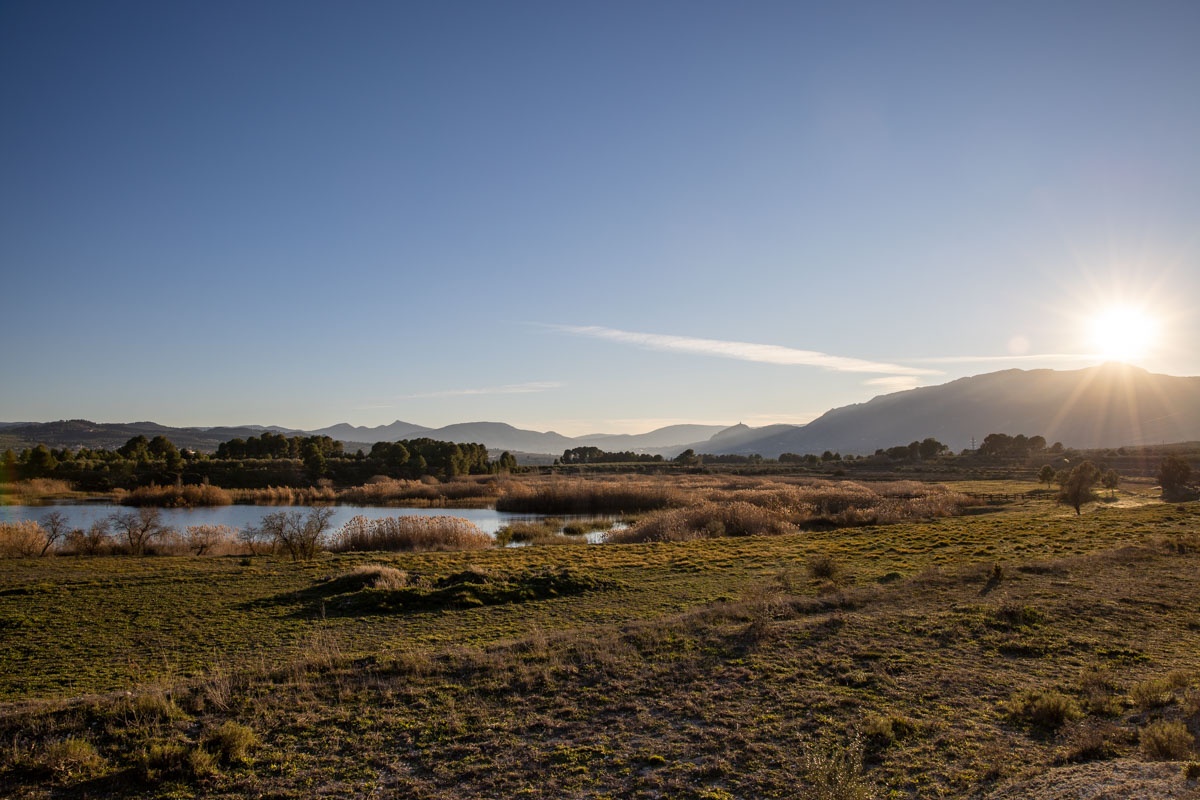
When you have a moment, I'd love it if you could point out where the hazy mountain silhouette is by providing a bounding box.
[574,424,730,450]
[306,420,432,441]
[693,364,1200,457]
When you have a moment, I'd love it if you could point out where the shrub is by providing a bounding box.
[39,737,106,779]
[65,520,114,556]
[1130,677,1173,710]
[203,721,258,765]
[244,507,334,560]
[182,525,239,556]
[1140,720,1194,760]
[330,515,492,552]
[808,554,840,581]
[1006,688,1082,732]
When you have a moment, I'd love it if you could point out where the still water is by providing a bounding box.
[0,503,562,537]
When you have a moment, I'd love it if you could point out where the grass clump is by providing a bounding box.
[607,501,795,543]
[38,737,106,779]
[143,741,216,780]
[331,564,409,591]
[1130,677,1173,710]
[203,721,258,765]
[1140,720,1195,760]
[497,480,688,514]
[798,735,877,800]
[1005,688,1082,733]
[331,514,492,552]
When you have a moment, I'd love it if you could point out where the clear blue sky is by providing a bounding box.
[3,1,1198,435]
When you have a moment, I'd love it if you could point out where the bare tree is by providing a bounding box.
[67,519,112,556]
[183,524,232,556]
[110,508,169,555]
[37,510,69,556]
[247,508,334,561]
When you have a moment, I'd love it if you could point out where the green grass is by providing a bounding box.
[1,497,1198,798]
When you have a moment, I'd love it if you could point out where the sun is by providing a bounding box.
[1089,306,1158,363]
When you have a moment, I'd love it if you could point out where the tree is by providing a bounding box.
[918,437,946,460]
[1156,455,1193,499]
[1100,468,1120,498]
[25,444,58,478]
[674,449,699,466]
[247,508,334,561]
[109,508,168,555]
[1037,464,1056,487]
[495,451,518,473]
[1057,460,1100,515]
[118,435,151,462]
[38,510,69,556]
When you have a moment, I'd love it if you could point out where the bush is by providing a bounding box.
[330,515,492,552]
[1006,688,1082,732]
[808,554,840,581]
[39,737,106,779]
[1130,677,1173,710]
[143,741,216,780]
[1140,720,1194,760]
[798,735,877,800]
[203,721,258,765]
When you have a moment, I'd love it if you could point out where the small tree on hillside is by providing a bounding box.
[1156,455,1193,499]
[1100,468,1120,498]
[1057,460,1100,515]
[1037,464,1056,487]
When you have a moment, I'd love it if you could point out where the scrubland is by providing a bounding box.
[1,486,1198,799]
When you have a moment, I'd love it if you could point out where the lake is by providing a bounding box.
[0,502,611,541]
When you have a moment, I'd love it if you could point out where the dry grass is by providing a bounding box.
[496,479,690,514]
[0,520,48,558]
[606,501,796,543]
[339,477,497,506]
[116,483,232,507]
[0,479,77,504]
[330,514,493,552]
[227,485,338,505]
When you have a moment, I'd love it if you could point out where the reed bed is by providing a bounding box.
[116,484,233,508]
[496,480,690,515]
[338,478,498,506]
[607,501,796,544]
[0,520,50,558]
[227,486,338,505]
[329,515,493,553]
[0,479,77,505]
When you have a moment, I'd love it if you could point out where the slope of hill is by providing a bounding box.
[713,363,1200,457]
[573,424,730,451]
[0,420,276,453]
[306,420,432,442]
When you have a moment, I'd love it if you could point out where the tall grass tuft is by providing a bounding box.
[330,514,493,552]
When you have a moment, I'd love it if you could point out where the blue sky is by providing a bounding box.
[3,1,1198,435]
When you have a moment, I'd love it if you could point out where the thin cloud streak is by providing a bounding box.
[394,381,563,400]
[908,353,1098,364]
[550,325,940,376]
[863,376,923,392]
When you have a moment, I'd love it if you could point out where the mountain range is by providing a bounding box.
[4,364,1198,458]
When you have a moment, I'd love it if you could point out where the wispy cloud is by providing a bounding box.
[908,353,1097,364]
[394,381,563,400]
[548,325,940,376]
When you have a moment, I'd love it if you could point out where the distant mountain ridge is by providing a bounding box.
[5,365,1198,457]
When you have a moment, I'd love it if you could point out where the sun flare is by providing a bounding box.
[1089,306,1158,363]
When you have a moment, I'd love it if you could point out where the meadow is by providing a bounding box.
[0,484,1197,798]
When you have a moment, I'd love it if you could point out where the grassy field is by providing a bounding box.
[1,492,1198,798]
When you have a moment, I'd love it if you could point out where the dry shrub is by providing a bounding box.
[0,520,48,557]
[64,521,115,556]
[798,735,877,800]
[497,480,689,515]
[331,514,492,552]
[607,501,795,543]
[808,554,840,581]
[1130,677,1174,710]
[1006,688,1082,732]
[203,721,258,765]
[1141,720,1195,760]
[117,484,232,508]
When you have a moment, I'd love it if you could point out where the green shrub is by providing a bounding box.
[1140,720,1194,760]
[143,741,216,780]
[1130,677,1173,710]
[1183,761,1200,780]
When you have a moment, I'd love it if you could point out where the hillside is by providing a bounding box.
[707,363,1200,457]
